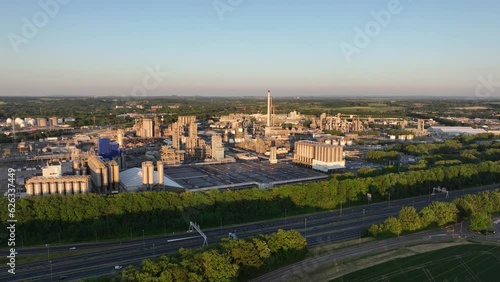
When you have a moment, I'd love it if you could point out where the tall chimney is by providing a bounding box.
[267,89,272,127]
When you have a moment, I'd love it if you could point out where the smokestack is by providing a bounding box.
[267,89,272,127]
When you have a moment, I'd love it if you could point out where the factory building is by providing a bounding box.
[141,161,155,187]
[87,156,109,194]
[211,134,224,160]
[25,175,91,196]
[269,146,278,164]
[49,117,58,127]
[119,167,182,192]
[293,141,345,172]
[428,126,487,137]
[161,145,184,165]
[98,138,123,160]
[117,129,124,147]
[133,118,155,138]
[177,115,196,127]
[107,161,120,191]
[42,162,62,177]
[37,118,47,127]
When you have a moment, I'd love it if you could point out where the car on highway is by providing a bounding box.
[114,265,123,270]
[58,275,68,280]
[69,247,76,250]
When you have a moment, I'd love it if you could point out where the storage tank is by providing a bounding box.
[65,182,73,195]
[80,181,89,194]
[41,182,49,195]
[72,181,80,194]
[49,181,57,194]
[157,161,164,185]
[148,163,154,185]
[25,183,34,195]
[34,182,42,195]
[57,182,65,194]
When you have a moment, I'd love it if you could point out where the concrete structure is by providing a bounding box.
[49,117,58,127]
[134,118,154,138]
[178,116,196,127]
[37,118,47,127]
[293,141,345,172]
[119,167,183,192]
[87,156,109,194]
[107,161,120,191]
[117,129,124,148]
[25,175,91,196]
[267,89,272,127]
[157,161,164,185]
[42,162,62,177]
[161,145,184,165]
[189,122,197,140]
[428,126,487,137]
[269,146,277,164]
[211,134,224,160]
[171,122,180,149]
[141,161,154,187]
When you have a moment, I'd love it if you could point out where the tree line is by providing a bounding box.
[369,189,500,237]
[114,229,307,282]
[1,161,499,245]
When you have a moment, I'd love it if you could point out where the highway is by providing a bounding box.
[1,184,498,281]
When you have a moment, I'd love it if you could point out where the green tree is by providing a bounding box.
[469,212,492,232]
[383,217,402,236]
[398,206,421,231]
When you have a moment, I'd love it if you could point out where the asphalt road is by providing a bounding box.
[1,184,498,281]
[252,217,500,282]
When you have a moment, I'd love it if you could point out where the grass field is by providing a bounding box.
[331,244,500,282]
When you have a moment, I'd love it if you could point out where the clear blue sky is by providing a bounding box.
[1,0,499,97]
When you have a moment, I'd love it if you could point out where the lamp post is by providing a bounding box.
[45,244,50,261]
[153,244,155,256]
[142,230,145,250]
[362,209,365,225]
[58,232,61,246]
[304,218,308,238]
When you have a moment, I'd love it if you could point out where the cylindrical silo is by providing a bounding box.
[81,181,88,194]
[49,181,57,194]
[157,161,164,185]
[26,183,34,195]
[57,182,65,194]
[34,183,42,195]
[72,181,81,194]
[41,182,49,195]
[65,182,73,195]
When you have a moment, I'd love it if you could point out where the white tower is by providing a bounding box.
[267,90,272,127]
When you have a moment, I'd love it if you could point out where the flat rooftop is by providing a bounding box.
[164,160,328,191]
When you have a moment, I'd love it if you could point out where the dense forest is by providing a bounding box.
[112,229,307,281]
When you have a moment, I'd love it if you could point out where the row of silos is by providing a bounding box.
[25,176,91,196]
[141,161,164,187]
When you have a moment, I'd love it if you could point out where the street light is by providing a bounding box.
[142,230,145,250]
[45,244,50,261]
[153,244,155,256]
[362,209,365,225]
[304,218,307,239]
[58,233,61,246]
